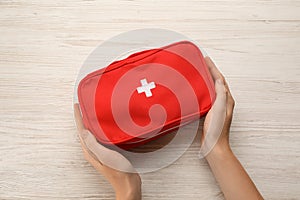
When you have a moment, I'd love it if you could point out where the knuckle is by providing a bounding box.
[231,98,235,107]
[221,77,226,83]
[228,95,235,107]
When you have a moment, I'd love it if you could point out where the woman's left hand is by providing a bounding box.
[74,104,142,200]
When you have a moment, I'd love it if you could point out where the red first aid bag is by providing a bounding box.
[78,41,215,149]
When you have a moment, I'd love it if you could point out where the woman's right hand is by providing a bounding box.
[200,57,263,200]
[200,57,235,156]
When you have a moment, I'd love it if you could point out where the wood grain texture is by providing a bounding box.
[0,0,300,199]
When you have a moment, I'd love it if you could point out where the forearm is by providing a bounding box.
[206,145,263,200]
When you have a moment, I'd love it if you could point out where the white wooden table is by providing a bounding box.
[1,1,299,199]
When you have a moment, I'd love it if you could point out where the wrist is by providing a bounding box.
[115,173,142,200]
[205,143,233,162]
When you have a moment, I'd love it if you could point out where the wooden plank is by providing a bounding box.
[0,0,299,199]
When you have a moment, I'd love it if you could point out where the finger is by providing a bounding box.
[81,147,106,174]
[226,93,235,118]
[81,141,100,166]
[74,104,86,132]
[75,105,136,172]
[83,131,136,173]
[199,79,227,158]
[74,103,98,161]
[204,57,232,104]
[223,82,235,116]
[215,79,226,96]
[78,130,103,164]
[214,79,227,113]
[204,57,225,83]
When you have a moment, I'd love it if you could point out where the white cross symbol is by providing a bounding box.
[136,78,156,98]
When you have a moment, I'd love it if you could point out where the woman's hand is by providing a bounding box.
[200,57,235,157]
[200,57,263,200]
[74,104,142,200]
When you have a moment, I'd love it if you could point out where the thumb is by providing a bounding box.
[83,131,136,173]
[215,79,226,100]
[199,79,227,158]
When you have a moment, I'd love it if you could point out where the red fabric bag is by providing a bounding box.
[78,41,215,149]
